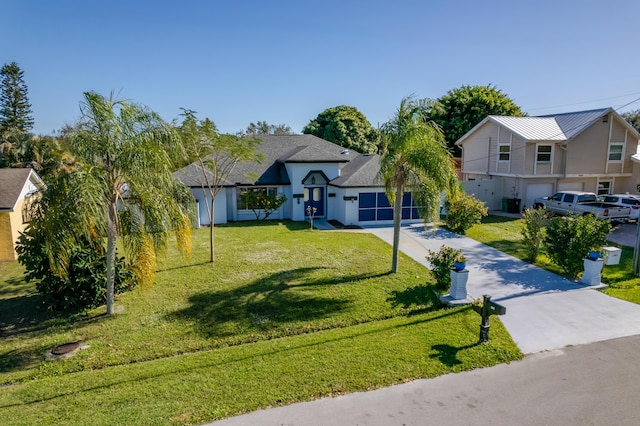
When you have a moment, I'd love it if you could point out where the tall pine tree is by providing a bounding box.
[0,61,34,133]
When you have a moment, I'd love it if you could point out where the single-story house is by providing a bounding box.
[455,107,640,210]
[174,134,426,227]
[0,168,45,260]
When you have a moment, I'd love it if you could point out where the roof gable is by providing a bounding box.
[538,108,611,140]
[0,168,45,210]
[330,154,383,187]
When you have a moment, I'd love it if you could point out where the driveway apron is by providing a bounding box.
[365,224,640,354]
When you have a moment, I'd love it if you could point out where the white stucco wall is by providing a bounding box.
[189,187,228,225]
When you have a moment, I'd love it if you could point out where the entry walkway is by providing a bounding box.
[366,224,640,354]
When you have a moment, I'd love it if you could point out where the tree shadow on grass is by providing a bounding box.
[0,294,113,374]
[430,342,480,367]
[387,284,441,315]
[167,267,390,339]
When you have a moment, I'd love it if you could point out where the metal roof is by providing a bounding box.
[539,108,611,139]
[489,116,566,141]
[488,108,612,142]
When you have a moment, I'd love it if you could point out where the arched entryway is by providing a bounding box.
[302,171,328,218]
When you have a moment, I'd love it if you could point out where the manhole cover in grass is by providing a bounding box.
[46,340,89,360]
[51,341,82,355]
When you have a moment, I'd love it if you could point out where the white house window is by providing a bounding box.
[498,145,510,161]
[608,144,624,161]
[536,145,552,162]
[237,186,277,210]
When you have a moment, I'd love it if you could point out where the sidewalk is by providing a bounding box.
[366,224,640,354]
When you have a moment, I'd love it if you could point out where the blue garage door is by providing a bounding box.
[358,192,420,222]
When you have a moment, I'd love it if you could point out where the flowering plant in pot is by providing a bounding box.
[426,245,462,291]
[454,254,467,271]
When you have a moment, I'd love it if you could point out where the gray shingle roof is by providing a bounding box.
[174,134,361,187]
[330,154,383,188]
[0,168,37,210]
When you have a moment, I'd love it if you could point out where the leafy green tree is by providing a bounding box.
[543,215,611,279]
[622,109,640,133]
[178,109,262,262]
[0,62,34,134]
[240,121,294,136]
[16,178,136,312]
[380,97,459,273]
[0,129,29,167]
[303,105,380,154]
[428,84,525,154]
[43,91,192,315]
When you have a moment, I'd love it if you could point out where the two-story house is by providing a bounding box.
[455,108,640,210]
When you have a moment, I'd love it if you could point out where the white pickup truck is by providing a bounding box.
[533,191,631,221]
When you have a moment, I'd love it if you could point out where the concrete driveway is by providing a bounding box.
[607,221,640,247]
[367,224,640,354]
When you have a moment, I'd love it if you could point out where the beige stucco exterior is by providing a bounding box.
[0,198,26,260]
[457,109,640,210]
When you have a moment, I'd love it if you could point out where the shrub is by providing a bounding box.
[445,193,488,234]
[426,245,462,291]
[240,190,287,220]
[543,214,611,279]
[521,207,547,262]
[16,226,136,312]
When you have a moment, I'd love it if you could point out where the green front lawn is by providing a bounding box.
[0,221,521,425]
[466,215,640,303]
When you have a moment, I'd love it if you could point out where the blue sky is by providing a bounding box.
[4,0,640,135]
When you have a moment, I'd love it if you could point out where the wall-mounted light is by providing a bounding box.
[293,193,304,204]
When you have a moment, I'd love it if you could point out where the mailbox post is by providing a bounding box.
[472,295,506,343]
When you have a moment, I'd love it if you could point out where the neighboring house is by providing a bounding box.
[174,134,425,227]
[0,168,46,260]
[455,108,640,210]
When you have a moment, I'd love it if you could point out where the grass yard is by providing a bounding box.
[0,221,521,425]
[466,215,640,304]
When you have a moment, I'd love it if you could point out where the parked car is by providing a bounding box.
[534,191,631,221]
[598,194,640,221]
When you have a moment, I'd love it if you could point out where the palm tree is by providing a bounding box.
[56,91,192,314]
[379,97,459,273]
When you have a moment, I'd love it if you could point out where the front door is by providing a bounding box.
[304,187,324,217]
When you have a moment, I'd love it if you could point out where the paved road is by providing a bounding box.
[211,335,640,426]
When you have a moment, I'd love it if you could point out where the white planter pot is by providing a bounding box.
[449,269,469,300]
[582,258,604,286]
